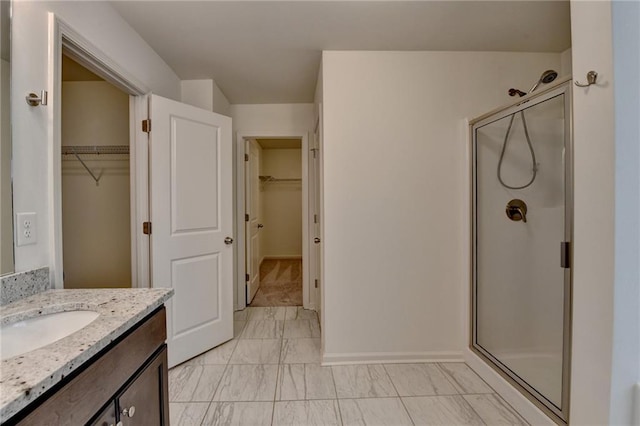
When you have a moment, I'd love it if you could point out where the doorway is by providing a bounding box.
[60,55,132,289]
[247,138,303,307]
[236,132,316,311]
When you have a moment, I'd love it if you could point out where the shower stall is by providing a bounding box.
[470,79,572,423]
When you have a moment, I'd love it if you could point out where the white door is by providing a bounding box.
[149,94,233,368]
[245,140,262,303]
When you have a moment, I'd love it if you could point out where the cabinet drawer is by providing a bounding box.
[17,307,166,426]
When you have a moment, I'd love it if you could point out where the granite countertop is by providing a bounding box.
[0,288,174,421]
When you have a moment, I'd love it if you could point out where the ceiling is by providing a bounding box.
[62,55,104,82]
[110,1,571,104]
[257,138,302,149]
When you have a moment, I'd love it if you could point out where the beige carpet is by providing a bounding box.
[249,259,302,307]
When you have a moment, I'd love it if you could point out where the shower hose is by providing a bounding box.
[497,111,538,190]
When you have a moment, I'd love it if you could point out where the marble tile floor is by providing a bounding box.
[169,306,529,425]
[250,260,302,307]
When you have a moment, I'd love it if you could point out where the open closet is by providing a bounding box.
[247,138,303,306]
[61,55,131,289]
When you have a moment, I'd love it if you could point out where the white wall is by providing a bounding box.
[181,79,231,116]
[230,104,314,135]
[261,148,303,258]
[560,48,573,76]
[61,81,131,289]
[610,1,640,424]
[11,1,181,274]
[320,51,561,362]
[569,1,617,423]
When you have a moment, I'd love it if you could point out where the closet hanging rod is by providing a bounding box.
[61,145,129,155]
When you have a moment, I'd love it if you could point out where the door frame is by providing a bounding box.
[48,14,150,289]
[235,131,312,310]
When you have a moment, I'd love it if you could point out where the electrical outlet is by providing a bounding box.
[16,212,37,246]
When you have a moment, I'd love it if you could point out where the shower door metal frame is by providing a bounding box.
[470,80,573,424]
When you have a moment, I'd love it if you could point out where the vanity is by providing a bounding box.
[0,285,173,425]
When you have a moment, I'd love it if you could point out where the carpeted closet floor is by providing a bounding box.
[249,259,302,307]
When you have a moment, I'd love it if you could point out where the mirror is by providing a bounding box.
[1,0,14,275]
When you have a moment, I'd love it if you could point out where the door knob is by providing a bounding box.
[314,237,321,244]
[257,224,264,229]
[122,406,136,418]
[224,237,234,245]
[506,199,528,223]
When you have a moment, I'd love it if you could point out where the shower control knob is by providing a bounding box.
[506,199,528,223]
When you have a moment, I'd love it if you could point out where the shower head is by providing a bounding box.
[528,69,558,93]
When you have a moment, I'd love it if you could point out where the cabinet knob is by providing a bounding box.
[122,406,136,418]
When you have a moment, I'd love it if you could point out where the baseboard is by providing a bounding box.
[263,255,302,260]
[322,350,464,366]
[464,348,555,425]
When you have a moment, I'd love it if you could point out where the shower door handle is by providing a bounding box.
[561,242,571,268]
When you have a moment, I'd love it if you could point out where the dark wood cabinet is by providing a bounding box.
[89,347,169,426]
[13,307,168,426]
[116,347,168,426]
[91,403,117,426]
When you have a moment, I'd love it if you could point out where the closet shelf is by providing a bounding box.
[61,145,129,186]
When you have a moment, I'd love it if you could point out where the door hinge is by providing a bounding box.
[245,214,249,222]
[143,221,152,235]
[245,154,249,161]
[246,274,250,282]
[314,279,318,289]
[561,241,571,268]
[314,214,318,224]
[142,119,151,133]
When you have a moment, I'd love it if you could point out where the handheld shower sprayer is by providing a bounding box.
[508,70,559,97]
[498,69,558,190]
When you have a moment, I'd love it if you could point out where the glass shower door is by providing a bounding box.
[472,82,571,423]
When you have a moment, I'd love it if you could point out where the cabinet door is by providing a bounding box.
[117,346,169,426]
[89,402,117,426]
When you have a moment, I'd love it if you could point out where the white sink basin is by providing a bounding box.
[1,310,100,360]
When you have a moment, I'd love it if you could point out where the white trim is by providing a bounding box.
[464,348,555,425]
[130,96,150,288]
[48,14,63,289]
[235,131,312,311]
[322,351,464,366]
[48,14,149,289]
[235,134,247,310]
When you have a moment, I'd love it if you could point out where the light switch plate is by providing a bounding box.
[16,212,37,246]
